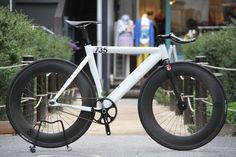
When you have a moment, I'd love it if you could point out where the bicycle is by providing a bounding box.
[6,20,227,151]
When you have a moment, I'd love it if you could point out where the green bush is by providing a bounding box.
[182,27,236,102]
[227,102,236,124]
[0,7,72,120]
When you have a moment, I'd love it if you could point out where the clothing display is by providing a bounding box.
[114,15,134,79]
[134,14,155,47]
[115,14,134,46]
[134,14,154,66]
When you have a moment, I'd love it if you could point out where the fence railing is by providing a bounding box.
[0,55,76,108]
[0,55,80,122]
[0,55,236,116]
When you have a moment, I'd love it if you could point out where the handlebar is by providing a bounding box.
[157,33,196,44]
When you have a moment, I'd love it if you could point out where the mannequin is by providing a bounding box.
[134,14,154,66]
[115,14,134,46]
[114,15,134,78]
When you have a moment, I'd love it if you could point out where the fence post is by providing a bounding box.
[175,77,184,115]
[37,74,47,121]
[48,73,57,98]
[183,60,194,124]
[183,71,194,124]
[22,55,34,124]
[68,86,73,104]
[57,74,68,103]
[48,73,57,113]
[195,56,207,130]
[168,81,176,111]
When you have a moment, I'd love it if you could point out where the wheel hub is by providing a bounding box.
[177,101,188,111]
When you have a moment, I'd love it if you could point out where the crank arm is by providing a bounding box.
[103,116,111,135]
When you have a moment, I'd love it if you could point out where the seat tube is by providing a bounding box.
[79,27,91,45]
[79,27,103,97]
[85,45,103,98]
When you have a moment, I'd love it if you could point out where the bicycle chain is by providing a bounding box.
[59,98,118,125]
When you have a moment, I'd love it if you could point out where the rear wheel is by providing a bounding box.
[7,59,96,148]
[138,62,227,150]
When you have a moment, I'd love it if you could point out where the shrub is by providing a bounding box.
[182,27,236,102]
[182,24,236,124]
[227,102,236,124]
[0,7,72,120]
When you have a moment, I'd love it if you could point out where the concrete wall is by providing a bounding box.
[14,0,59,31]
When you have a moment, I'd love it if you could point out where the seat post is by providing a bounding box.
[78,27,91,46]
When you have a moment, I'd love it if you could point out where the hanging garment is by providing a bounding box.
[118,32,133,46]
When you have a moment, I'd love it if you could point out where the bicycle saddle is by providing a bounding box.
[65,20,100,27]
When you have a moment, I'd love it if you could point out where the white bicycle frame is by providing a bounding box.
[50,44,169,111]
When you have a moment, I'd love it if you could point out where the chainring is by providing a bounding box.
[94,98,117,124]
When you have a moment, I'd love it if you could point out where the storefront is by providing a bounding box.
[113,0,168,80]
[170,0,236,35]
[137,0,236,36]
[113,0,236,81]
[2,0,235,90]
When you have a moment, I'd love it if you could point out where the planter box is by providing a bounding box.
[219,124,236,136]
[0,121,15,134]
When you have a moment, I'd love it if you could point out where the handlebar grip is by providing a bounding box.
[170,33,196,44]
[157,33,196,44]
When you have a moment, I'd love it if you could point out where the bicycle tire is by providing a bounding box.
[138,62,227,150]
[6,59,96,148]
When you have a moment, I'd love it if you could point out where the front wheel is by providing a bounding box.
[6,59,96,148]
[138,62,227,150]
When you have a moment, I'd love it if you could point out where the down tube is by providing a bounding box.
[104,52,162,108]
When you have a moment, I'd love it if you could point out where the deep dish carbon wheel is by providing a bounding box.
[7,59,96,148]
[138,62,227,150]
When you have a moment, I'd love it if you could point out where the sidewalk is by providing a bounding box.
[87,98,146,135]
[1,99,236,157]
[87,98,234,136]
[1,135,236,157]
